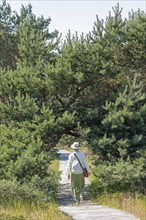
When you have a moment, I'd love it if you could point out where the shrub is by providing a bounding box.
[89,157,146,197]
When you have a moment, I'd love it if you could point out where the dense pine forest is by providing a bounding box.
[0,0,146,219]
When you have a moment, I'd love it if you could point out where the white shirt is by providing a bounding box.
[66,150,90,175]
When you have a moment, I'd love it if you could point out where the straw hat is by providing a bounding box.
[71,142,80,149]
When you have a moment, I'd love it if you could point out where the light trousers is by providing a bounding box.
[71,173,85,202]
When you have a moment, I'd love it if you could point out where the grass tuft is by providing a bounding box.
[0,201,72,220]
[93,192,146,220]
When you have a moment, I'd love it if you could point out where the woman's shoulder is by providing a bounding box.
[69,152,74,158]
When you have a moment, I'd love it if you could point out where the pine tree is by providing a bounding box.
[0,1,146,199]
[0,1,61,201]
[0,0,18,69]
[89,74,146,194]
[91,74,146,163]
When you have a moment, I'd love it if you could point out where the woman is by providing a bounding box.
[66,141,90,205]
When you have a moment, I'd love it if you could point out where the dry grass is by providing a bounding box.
[49,159,60,175]
[95,192,146,220]
[0,202,72,220]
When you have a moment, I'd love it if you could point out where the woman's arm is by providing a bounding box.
[66,154,73,179]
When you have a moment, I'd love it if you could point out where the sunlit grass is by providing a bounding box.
[93,192,146,220]
[49,159,60,175]
[0,201,72,220]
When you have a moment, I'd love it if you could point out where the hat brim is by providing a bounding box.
[71,145,80,149]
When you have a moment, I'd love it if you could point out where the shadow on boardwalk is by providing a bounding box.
[57,183,90,206]
[57,149,141,220]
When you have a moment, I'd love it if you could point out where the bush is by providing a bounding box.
[0,177,59,204]
[89,157,146,197]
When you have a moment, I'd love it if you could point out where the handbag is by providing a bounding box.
[74,153,89,177]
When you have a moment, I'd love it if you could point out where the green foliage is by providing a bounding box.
[0,0,59,70]
[0,125,59,201]
[0,178,57,203]
[123,9,146,69]
[91,74,146,162]
[0,0,18,69]
[0,1,146,202]
[89,157,145,197]
[90,74,146,195]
